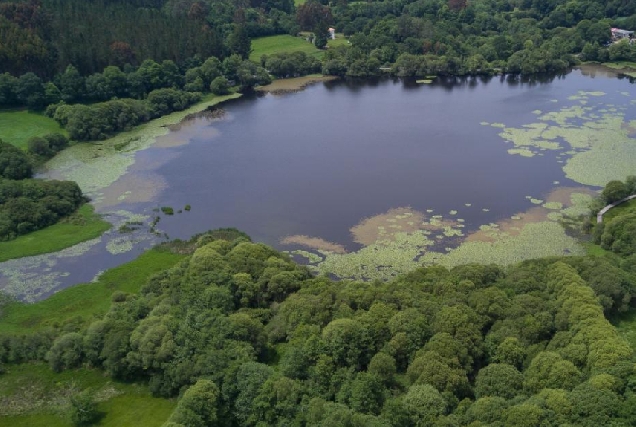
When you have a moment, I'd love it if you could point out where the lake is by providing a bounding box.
[2,66,635,301]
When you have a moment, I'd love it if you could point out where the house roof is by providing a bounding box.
[611,28,634,35]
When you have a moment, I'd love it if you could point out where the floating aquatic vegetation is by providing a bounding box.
[530,198,543,204]
[351,207,426,245]
[280,235,346,253]
[449,210,458,215]
[315,231,436,281]
[419,222,584,268]
[106,237,135,255]
[543,202,563,210]
[532,110,542,115]
[416,79,433,84]
[508,148,535,157]
[490,123,506,128]
[42,94,240,197]
[465,203,471,207]
[0,238,102,302]
[492,92,636,187]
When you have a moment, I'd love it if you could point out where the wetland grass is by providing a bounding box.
[0,249,185,334]
[0,205,110,263]
[0,363,175,427]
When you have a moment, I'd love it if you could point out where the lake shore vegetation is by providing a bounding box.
[0,210,635,426]
[0,204,110,263]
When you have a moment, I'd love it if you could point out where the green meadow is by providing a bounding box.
[250,34,323,61]
[250,34,350,63]
[0,110,66,150]
[0,364,175,427]
[0,248,185,334]
[0,205,111,263]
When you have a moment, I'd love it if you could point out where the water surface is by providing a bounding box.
[2,69,635,300]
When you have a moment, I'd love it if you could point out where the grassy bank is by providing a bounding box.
[603,198,636,222]
[0,249,185,334]
[0,110,66,150]
[0,204,110,263]
[46,92,241,197]
[0,364,175,427]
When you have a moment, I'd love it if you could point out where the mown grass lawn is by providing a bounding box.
[250,34,323,61]
[0,249,185,334]
[0,364,175,427]
[0,204,111,263]
[0,110,66,150]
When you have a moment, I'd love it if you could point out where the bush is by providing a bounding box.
[210,76,230,95]
[0,140,32,180]
[69,390,99,426]
[27,133,69,159]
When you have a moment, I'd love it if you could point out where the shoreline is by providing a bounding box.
[256,75,338,94]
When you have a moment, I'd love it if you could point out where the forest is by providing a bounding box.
[1,199,636,426]
[1,0,636,425]
[2,0,636,91]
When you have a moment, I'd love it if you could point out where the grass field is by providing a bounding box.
[0,110,66,150]
[250,35,322,61]
[0,364,175,427]
[250,34,350,63]
[0,204,111,263]
[0,248,185,334]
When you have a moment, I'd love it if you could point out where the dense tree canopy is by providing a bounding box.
[1,226,634,426]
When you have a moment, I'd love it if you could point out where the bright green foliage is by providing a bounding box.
[47,332,84,373]
[474,363,523,399]
[164,380,220,427]
[1,230,636,426]
[69,389,99,426]
[601,213,636,256]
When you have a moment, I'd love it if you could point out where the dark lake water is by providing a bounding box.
[2,68,635,301]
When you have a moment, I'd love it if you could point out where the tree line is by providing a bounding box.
[0,223,634,426]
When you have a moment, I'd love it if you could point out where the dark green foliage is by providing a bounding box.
[0,140,32,180]
[210,77,230,95]
[48,90,199,141]
[602,180,631,204]
[27,133,69,160]
[0,149,84,241]
[261,51,322,78]
[160,207,174,215]
[226,25,252,60]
